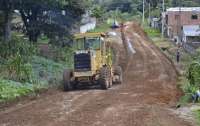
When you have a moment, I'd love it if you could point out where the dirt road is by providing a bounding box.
[0,22,194,126]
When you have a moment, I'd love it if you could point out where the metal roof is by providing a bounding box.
[167,7,200,12]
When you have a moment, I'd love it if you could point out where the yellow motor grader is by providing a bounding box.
[63,32,123,91]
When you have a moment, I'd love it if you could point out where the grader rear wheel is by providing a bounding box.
[99,66,111,90]
[113,66,123,84]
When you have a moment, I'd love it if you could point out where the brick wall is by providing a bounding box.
[166,11,200,38]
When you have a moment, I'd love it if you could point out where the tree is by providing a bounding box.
[0,0,15,41]
[19,0,86,43]
[0,0,86,43]
[91,5,104,19]
[0,12,4,37]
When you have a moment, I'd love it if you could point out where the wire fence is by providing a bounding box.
[183,43,196,55]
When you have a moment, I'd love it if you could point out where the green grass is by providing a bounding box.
[0,55,67,103]
[142,19,161,38]
[144,27,161,38]
[0,79,34,102]
[89,22,111,33]
[194,110,200,126]
[32,56,67,87]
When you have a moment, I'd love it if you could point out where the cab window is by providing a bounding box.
[85,37,101,50]
[74,38,84,50]
[74,37,101,50]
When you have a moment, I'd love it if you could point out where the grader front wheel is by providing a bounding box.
[99,67,111,90]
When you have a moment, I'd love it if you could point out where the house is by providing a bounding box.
[165,7,200,43]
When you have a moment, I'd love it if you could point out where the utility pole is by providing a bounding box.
[142,0,145,23]
[161,0,165,38]
[178,0,182,43]
[148,2,151,25]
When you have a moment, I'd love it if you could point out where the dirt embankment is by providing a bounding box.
[0,22,195,126]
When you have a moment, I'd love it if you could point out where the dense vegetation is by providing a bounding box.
[0,0,87,42]
[0,0,87,102]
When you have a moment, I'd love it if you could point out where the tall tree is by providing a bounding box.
[0,0,86,43]
[19,0,86,42]
[0,11,4,38]
[0,0,15,41]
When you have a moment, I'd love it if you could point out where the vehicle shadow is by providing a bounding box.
[73,83,103,91]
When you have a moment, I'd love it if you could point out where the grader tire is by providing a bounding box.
[63,69,73,91]
[99,67,111,90]
[113,66,123,84]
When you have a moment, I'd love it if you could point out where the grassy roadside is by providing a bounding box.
[0,56,67,103]
[89,22,111,33]
[143,26,200,124]
[0,35,72,104]
[194,110,200,126]
[150,37,198,105]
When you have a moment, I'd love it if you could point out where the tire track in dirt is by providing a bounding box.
[129,31,179,104]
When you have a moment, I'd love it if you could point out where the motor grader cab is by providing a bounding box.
[63,32,123,91]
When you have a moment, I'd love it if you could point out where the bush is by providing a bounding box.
[186,61,200,88]
[3,53,34,83]
[0,78,49,103]
[50,46,74,68]
[32,56,67,86]
[0,79,34,102]
[0,35,70,102]
[0,35,36,62]
[180,52,200,104]
[0,36,36,83]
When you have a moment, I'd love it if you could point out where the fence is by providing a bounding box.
[183,43,196,55]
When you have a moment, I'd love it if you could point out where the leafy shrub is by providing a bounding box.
[1,53,34,83]
[178,77,194,104]
[50,46,74,68]
[0,36,36,83]
[32,56,67,86]
[0,79,34,102]
[186,61,200,88]
[183,83,197,94]
[0,35,36,62]
[0,78,49,102]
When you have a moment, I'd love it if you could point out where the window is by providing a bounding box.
[74,37,101,50]
[75,38,85,50]
[191,14,198,20]
[85,37,101,50]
